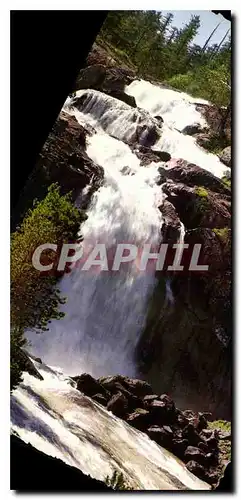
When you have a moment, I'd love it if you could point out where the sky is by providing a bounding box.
[161,10,231,47]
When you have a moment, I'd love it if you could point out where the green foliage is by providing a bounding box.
[221,176,231,188]
[105,470,133,490]
[100,11,231,107]
[195,186,208,198]
[11,184,86,389]
[213,227,229,241]
[166,64,230,107]
[208,420,231,433]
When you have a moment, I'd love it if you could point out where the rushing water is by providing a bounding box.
[11,358,210,490]
[26,80,229,378]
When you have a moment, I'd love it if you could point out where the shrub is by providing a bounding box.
[11,183,87,389]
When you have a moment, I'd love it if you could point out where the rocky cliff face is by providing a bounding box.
[136,158,231,420]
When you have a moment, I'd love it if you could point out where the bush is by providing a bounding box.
[11,183,86,389]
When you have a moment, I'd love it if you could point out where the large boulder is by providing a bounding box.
[132,145,170,166]
[161,181,230,230]
[75,64,106,90]
[73,373,109,398]
[219,146,231,168]
[105,90,136,107]
[107,391,129,417]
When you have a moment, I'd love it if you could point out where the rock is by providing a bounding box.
[139,125,159,147]
[219,146,231,168]
[172,439,189,459]
[149,398,176,425]
[154,115,164,125]
[182,123,205,136]
[195,133,213,149]
[205,436,219,450]
[143,394,159,408]
[182,424,202,447]
[162,158,230,195]
[162,181,230,230]
[127,408,150,431]
[107,391,129,417]
[184,446,207,466]
[106,90,136,108]
[75,64,107,90]
[159,200,181,245]
[198,441,209,453]
[186,461,208,482]
[200,429,213,440]
[92,393,108,406]
[123,378,153,398]
[73,373,109,398]
[120,166,133,176]
[214,462,232,491]
[36,112,104,203]
[196,413,208,432]
[102,66,135,92]
[195,102,231,146]
[132,145,169,166]
[17,350,43,381]
[147,425,173,448]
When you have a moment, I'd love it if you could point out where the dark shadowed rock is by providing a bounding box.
[147,425,173,448]
[186,461,208,482]
[106,90,136,108]
[184,446,207,466]
[127,408,150,431]
[75,64,106,90]
[172,439,189,459]
[107,391,129,417]
[182,424,203,447]
[154,115,164,126]
[182,123,206,136]
[162,158,230,195]
[17,350,43,381]
[92,393,108,406]
[74,373,109,398]
[198,441,209,453]
[132,145,169,166]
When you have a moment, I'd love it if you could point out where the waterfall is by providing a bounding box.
[27,81,230,378]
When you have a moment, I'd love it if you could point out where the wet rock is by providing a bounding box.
[127,408,150,431]
[123,378,153,398]
[182,123,205,136]
[92,393,108,406]
[139,125,160,147]
[184,446,207,466]
[186,460,208,482]
[132,145,169,166]
[106,90,136,108]
[219,431,231,441]
[74,373,109,398]
[219,146,231,168]
[200,429,214,440]
[159,200,181,245]
[17,350,43,381]
[154,115,164,125]
[107,391,129,417]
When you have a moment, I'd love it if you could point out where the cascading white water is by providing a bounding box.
[27,107,164,377]
[126,79,229,178]
[27,80,230,378]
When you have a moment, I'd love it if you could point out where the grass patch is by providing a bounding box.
[208,420,231,433]
[221,176,231,189]
[213,227,229,242]
[195,186,209,198]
